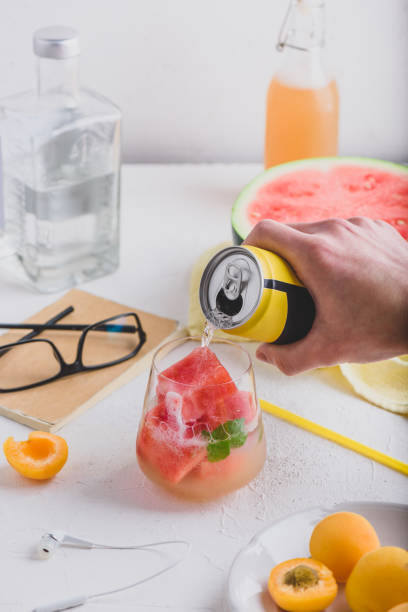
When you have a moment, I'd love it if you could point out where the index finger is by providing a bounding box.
[243,219,310,270]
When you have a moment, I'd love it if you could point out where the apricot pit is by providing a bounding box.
[268,557,337,612]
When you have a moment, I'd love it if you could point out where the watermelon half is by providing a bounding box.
[231,157,408,244]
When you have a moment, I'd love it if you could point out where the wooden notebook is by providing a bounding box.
[0,289,182,431]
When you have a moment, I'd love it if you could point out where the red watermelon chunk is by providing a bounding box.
[158,347,235,389]
[157,346,237,423]
[217,390,258,428]
[193,389,258,431]
[137,393,207,484]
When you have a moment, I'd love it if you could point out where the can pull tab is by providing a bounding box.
[222,258,250,300]
[223,263,242,300]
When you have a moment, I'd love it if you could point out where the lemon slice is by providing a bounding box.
[340,356,408,414]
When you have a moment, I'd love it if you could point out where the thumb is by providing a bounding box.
[256,333,323,376]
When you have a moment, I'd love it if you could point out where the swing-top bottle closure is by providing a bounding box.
[277,0,326,53]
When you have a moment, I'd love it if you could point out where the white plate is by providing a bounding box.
[227,501,408,612]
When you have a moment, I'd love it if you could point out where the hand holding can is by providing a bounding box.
[199,245,315,344]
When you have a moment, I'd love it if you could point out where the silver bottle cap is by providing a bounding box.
[199,246,263,329]
[33,26,80,59]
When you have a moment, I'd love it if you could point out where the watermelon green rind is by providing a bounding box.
[231,156,408,244]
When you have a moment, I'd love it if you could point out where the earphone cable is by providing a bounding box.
[90,538,189,552]
[32,538,191,611]
[88,540,191,600]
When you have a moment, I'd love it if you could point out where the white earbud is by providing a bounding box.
[37,531,65,560]
[32,532,190,612]
[37,531,93,560]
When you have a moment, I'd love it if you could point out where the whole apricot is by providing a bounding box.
[346,546,408,612]
[388,605,408,612]
[3,431,68,480]
[309,511,380,581]
[268,557,338,611]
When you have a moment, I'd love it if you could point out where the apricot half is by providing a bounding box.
[309,511,380,582]
[3,431,68,480]
[268,558,338,612]
[346,547,408,612]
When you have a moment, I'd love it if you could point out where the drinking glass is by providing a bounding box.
[136,337,266,501]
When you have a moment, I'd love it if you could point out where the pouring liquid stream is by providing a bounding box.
[201,321,216,348]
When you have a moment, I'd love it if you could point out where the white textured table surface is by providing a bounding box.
[0,164,407,612]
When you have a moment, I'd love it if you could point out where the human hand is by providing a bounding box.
[244,218,408,375]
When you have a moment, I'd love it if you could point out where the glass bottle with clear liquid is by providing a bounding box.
[265,0,339,168]
[0,26,121,292]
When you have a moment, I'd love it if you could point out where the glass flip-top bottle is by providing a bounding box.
[265,0,339,168]
[0,26,121,292]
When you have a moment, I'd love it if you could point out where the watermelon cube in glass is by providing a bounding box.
[136,337,266,501]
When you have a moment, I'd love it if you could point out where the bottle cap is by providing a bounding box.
[33,26,80,59]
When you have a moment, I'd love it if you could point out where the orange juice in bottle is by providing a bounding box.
[265,0,339,168]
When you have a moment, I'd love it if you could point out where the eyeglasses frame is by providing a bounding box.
[0,312,147,393]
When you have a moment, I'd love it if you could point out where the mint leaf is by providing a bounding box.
[201,418,247,462]
[206,440,230,462]
[210,425,229,441]
[208,418,245,441]
[224,418,245,435]
[224,418,247,448]
[229,430,247,448]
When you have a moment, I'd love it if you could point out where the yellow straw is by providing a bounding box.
[260,399,408,477]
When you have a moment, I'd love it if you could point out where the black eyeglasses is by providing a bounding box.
[0,306,147,392]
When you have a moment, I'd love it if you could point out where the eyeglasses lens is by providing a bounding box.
[0,341,61,391]
[81,315,142,367]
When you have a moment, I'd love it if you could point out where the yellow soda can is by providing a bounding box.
[199,245,315,344]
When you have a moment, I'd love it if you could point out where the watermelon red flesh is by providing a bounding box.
[137,399,207,484]
[216,390,257,426]
[246,165,408,240]
[137,390,254,485]
[137,392,258,485]
[157,346,237,424]
[158,347,235,388]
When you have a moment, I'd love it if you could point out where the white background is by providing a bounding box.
[0,165,407,611]
[0,0,407,163]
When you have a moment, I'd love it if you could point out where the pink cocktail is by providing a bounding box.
[136,337,266,501]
